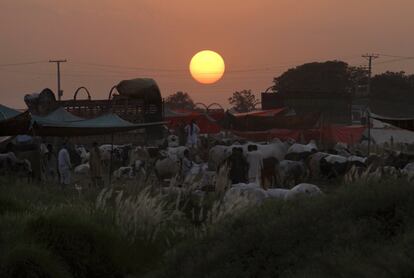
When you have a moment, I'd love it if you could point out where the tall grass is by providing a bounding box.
[152,178,414,278]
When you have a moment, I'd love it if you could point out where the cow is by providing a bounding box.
[284,183,323,200]
[320,154,349,179]
[285,140,318,161]
[278,160,307,187]
[306,152,329,179]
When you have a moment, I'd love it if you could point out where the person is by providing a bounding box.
[185,119,200,148]
[45,144,58,182]
[89,142,103,187]
[40,140,49,181]
[227,147,248,184]
[177,121,186,146]
[246,144,263,183]
[58,142,72,186]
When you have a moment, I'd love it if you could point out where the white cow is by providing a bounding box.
[75,145,90,163]
[224,183,268,206]
[74,163,89,175]
[286,140,317,160]
[284,183,323,200]
[113,166,134,180]
[403,163,414,181]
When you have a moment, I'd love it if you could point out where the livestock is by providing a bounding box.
[154,157,180,181]
[223,183,268,206]
[208,145,232,171]
[74,163,89,176]
[261,157,279,189]
[129,147,150,166]
[99,144,132,166]
[0,153,32,181]
[278,160,307,187]
[306,152,329,179]
[285,140,317,161]
[284,183,323,200]
[320,154,349,179]
[167,134,180,147]
[75,145,90,163]
[402,163,414,181]
[113,166,135,180]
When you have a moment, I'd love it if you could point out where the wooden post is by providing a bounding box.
[367,110,371,156]
[109,133,114,186]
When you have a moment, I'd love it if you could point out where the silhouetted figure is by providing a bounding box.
[185,119,200,148]
[58,143,72,186]
[89,142,103,187]
[228,147,248,184]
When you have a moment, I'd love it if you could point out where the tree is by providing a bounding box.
[273,60,365,95]
[371,71,414,100]
[165,91,195,110]
[228,90,257,112]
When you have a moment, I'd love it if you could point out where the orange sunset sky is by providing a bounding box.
[1,0,414,108]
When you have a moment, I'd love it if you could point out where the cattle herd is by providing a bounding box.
[2,133,414,205]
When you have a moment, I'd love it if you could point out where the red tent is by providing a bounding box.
[232,125,365,145]
[165,109,224,134]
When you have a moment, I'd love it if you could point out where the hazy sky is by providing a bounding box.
[1,0,414,108]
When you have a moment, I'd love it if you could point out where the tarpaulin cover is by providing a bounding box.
[165,109,224,134]
[31,107,84,125]
[370,112,414,131]
[227,112,321,131]
[232,129,302,142]
[318,125,366,145]
[0,105,31,136]
[32,107,165,136]
[0,104,22,120]
[116,78,162,104]
[230,108,286,118]
[232,125,365,145]
[0,111,31,136]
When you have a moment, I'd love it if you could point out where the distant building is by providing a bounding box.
[261,91,352,125]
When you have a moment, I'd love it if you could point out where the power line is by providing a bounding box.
[0,60,48,67]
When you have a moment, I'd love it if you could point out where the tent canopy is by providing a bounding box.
[31,107,84,126]
[370,112,414,132]
[0,105,165,137]
[0,105,31,136]
[0,104,22,121]
[32,109,165,136]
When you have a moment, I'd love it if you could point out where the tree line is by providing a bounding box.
[165,61,414,112]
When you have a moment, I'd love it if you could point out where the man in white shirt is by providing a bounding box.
[58,143,72,185]
[185,119,200,149]
[246,144,263,184]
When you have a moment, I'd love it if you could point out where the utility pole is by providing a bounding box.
[362,53,379,155]
[362,53,379,96]
[49,59,67,101]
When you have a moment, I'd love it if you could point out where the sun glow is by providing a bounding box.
[189,50,225,84]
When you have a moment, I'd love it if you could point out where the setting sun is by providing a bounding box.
[189,50,225,84]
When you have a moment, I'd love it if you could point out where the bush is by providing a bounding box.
[25,208,161,278]
[1,243,71,278]
[153,180,414,278]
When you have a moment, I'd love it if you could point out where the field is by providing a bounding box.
[1,177,414,277]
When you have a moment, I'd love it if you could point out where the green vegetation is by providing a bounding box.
[1,176,414,277]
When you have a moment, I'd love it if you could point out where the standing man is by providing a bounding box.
[45,144,58,182]
[185,119,200,149]
[246,144,263,184]
[89,142,103,187]
[177,120,186,146]
[58,142,72,186]
[227,147,248,184]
